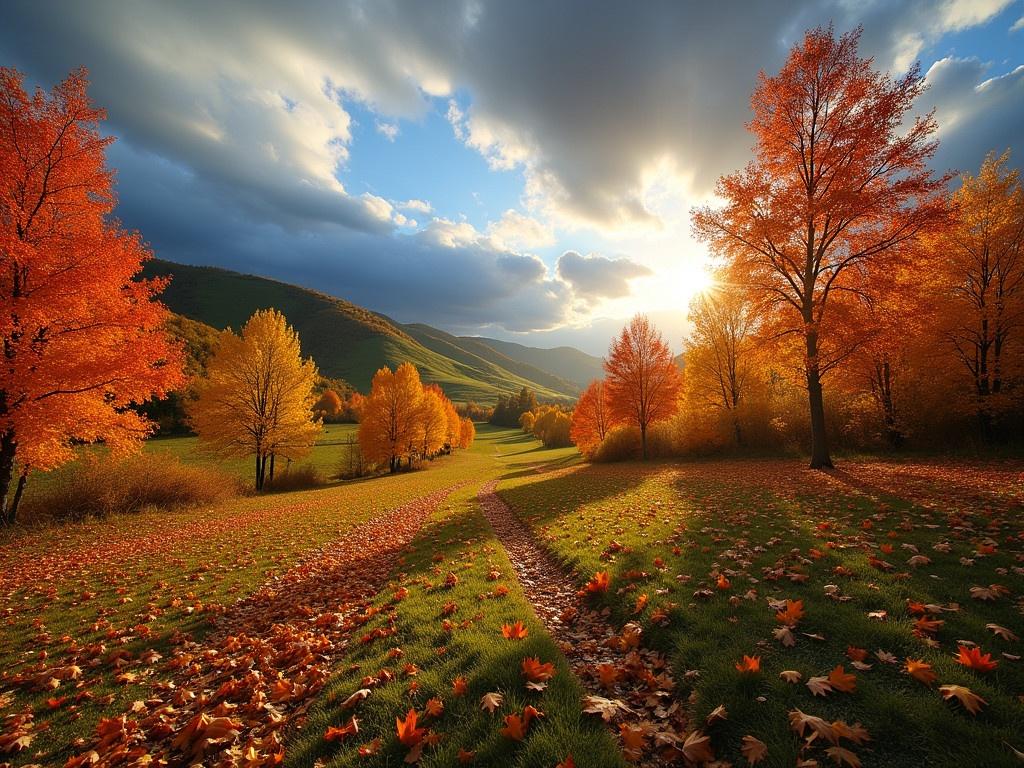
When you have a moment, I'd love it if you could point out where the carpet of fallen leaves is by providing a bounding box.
[0,460,476,767]
[61,485,459,766]
[498,457,1024,767]
[3,433,1024,768]
[478,481,694,766]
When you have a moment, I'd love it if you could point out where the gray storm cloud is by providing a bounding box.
[0,0,1019,338]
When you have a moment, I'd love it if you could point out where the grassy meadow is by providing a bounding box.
[0,426,1021,767]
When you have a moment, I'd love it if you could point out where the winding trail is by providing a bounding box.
[478,480,692,766]
[66,484,460,768]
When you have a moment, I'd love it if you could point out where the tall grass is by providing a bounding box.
[20,453,238,523]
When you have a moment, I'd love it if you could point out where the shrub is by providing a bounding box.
[264,463,325,492]
[592,425,642,462]
[21,452,237,523]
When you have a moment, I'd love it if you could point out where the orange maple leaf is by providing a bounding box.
[954,645,998,673]
[501,621,528,640]
[735,655,761,674]
[396,708,426,747]
[586,571,611,594]
[904,659,936,686]
[521,657,556,683]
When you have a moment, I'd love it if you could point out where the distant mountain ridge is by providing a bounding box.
[143,259,599,403]
[462,337,605,388]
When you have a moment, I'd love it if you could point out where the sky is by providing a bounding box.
[2,1,1022,355]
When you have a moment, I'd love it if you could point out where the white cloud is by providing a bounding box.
[1011,14,1024,31]
[486,210,555,250]
[375,119,399,141]
[400,199,433,213]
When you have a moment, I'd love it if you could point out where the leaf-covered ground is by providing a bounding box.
[1,429,1021,767]
[498,455,1024,767]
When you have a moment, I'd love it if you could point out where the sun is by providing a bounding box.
[678,259,717,299]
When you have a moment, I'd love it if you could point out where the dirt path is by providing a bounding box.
[477,480,693,766]
[66,485,459,768]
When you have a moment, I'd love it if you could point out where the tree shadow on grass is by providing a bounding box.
[284,490,625,768]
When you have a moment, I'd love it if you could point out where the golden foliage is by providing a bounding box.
[189,309,320,489]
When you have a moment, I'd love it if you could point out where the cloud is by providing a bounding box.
[1,0,1020,344]
[556,251,652,303]
[918,57,1024,173]
[375,120,400,141]
[400,199,433,213]
[1012,15,1024,32]
[486,210,555,250]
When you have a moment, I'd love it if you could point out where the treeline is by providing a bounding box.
[570,28,1024,465]
[490,387,539,426]
[519,405,572,448]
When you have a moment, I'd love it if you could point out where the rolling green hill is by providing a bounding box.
[143,260,579,403]
[462,337,605,387]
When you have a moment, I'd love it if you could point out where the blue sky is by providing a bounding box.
[2,0,1022,354]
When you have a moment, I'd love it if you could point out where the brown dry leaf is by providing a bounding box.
[479,692,504,714]
[806,676,833,697]
[741,734,768,765]
[939,685,987,715]
[826,746,862,767]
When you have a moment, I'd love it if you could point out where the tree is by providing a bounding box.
[358,362,423,472]
[416,384,448,459]
[314,389,343,421]
[684,290,758,445]
[519,411,536,433]
[458,417,475,449]
[443,397,462,452]
[570,380,615,457]
[0,67,184,524]
[933,151,1024,440]
[604,315,683,459]
[693,25,947,468]
[189,309,320,490]
[532,406,573,448]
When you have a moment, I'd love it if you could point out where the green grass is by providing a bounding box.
[496,457,1024,767]
[286,452,622,767]
[0,439,492,766]
[3,427,1021,767]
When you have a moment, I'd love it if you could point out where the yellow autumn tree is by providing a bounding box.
[458,416,475,449]
[443,397,462,452]
[416,384,448,459]
[189,309,320,490]
[359,362,423,472]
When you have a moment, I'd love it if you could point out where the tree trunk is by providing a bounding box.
[805,330,833,469]
[269,453,275,483]
[0,431,17,526]
[255,453,263,491]
[733,416,744,448]
[9,469,28,524]
[640,423,648,460]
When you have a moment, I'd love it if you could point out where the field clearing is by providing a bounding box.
[498,456,1024,766]
[0,428,1022,767]
[20,424,361,505]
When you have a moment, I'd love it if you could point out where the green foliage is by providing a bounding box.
[143,260,577,403]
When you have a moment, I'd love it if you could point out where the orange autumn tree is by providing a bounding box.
[604,315,683,459]
[359,362,423,472]
[458,416,475,449]
[570,380,616,457]
[0,67,183,524]
[693,25,947,468]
